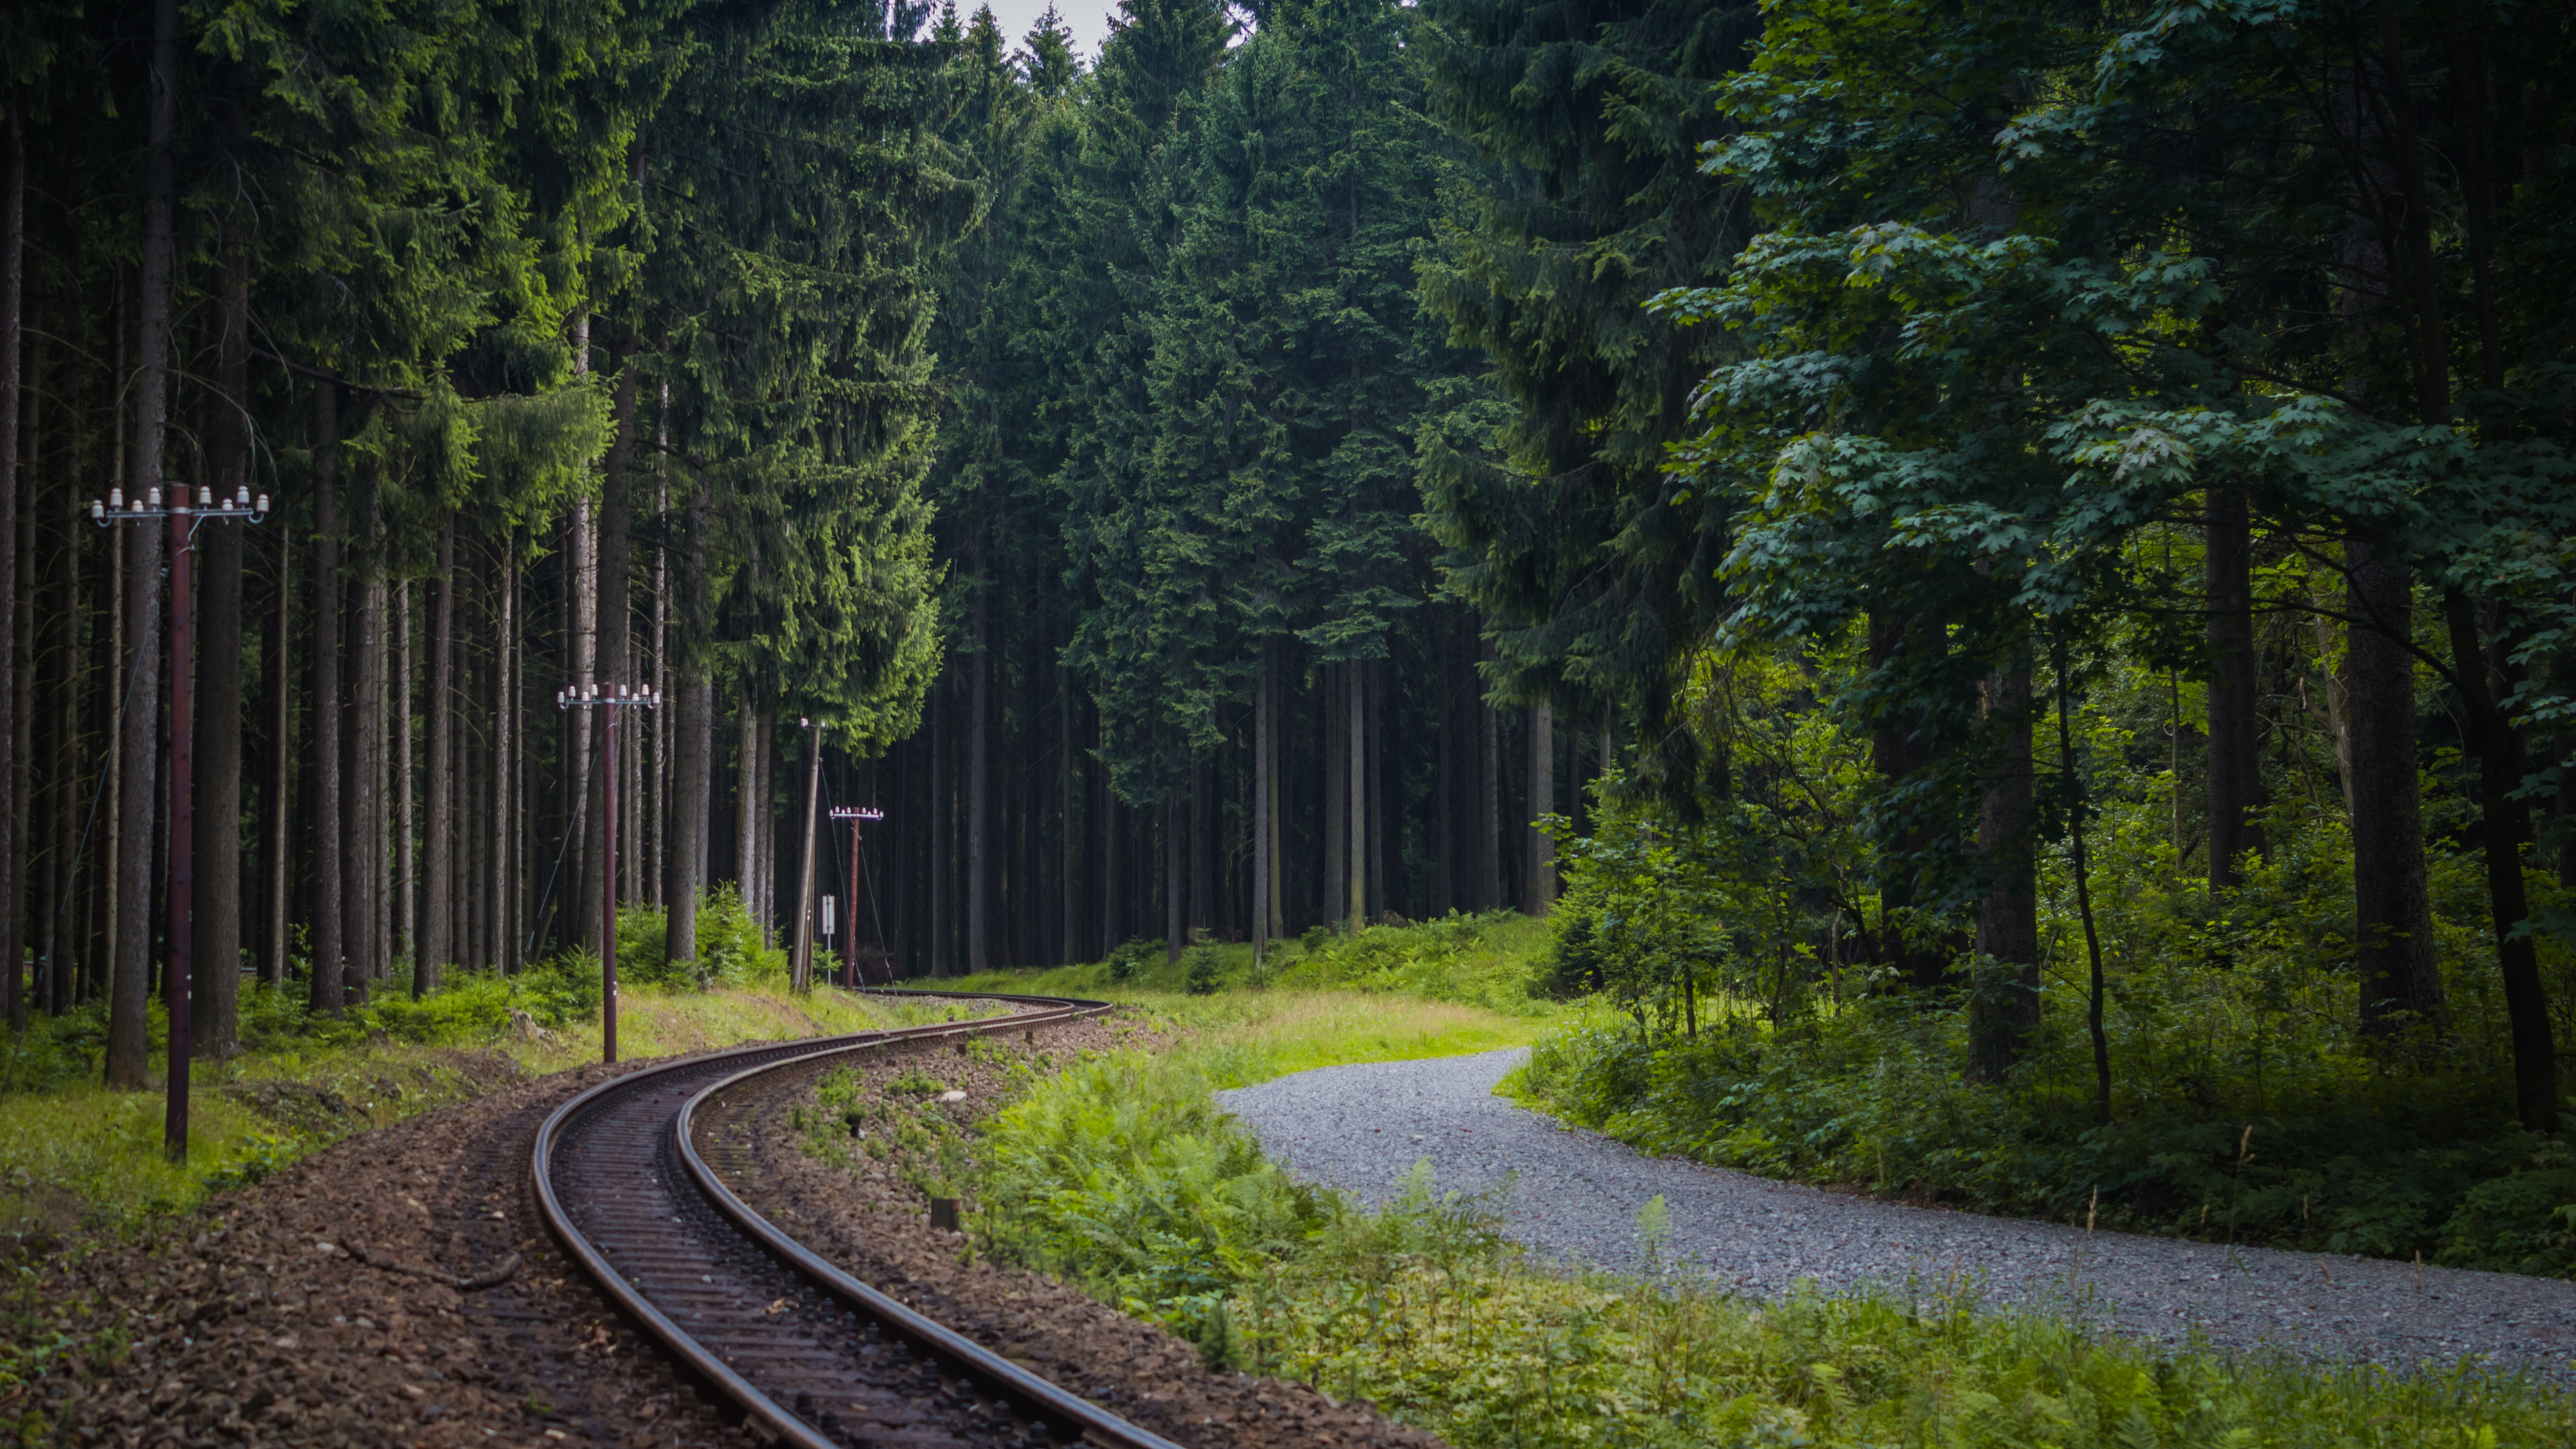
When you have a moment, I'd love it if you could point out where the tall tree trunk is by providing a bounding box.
[419,519,453,990]
[1434,635,1456,917]
[110,3,180,1081]
[1059,665,1077,964]
[1969,662,2038,1081]
[589,345,634,936]
[266,515,290,985]
[666,474,708,969]
[1368,665,1389,920]
[1097,705,1117,958]
[193,174,251,1051]
[307,380,343,1014]
[44,309,79,1014]
[2346,540,2446,1037]
[2206,482,2264,889]
[967,591,990,970]
[344,566,384,999]
[9,319,31,1039]
[1164,792,1182,963]
[928,680,947,973]
[1347,662,1366,932]
[395,580,413,976]
[791,721,821,991]
[1476,639,1501,912]
[493,542,517,972]
[1324,661,1346,928]
[737,696,761,928]
[1252,651,1272,965]
[1870,611,1949,990]
[0,118,21,1034]
[568,503,597,953]
[1526,702,1555,915]
[1190,755,1212,944]
[757,716,778,943]
[2441,587,2553,1130]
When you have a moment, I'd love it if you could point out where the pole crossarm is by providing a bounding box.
[87,477,268,1162]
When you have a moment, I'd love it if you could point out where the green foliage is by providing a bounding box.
[974,1033,2576,1446]
[1512,992,2576,1276]
[614,885,787,990]
[1271,912,1553,1015]
[1106,938,1162,983]
[1183,945,1222,996]
[975,1051,1336,1350]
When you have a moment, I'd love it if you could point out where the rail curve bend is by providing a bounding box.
[531,989,1184,1449]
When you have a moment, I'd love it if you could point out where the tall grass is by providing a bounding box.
[973,1038,2576,1448]
[0,949,964,1246]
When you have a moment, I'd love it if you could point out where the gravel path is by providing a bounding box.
[1218,1049,2576,1375]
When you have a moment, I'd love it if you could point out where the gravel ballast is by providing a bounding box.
[1218,1049,2576,1376]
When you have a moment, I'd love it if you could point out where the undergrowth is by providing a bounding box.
[948,910,1554,1014]
[971,1044,2576,1448]
[0,890,915,1258]
[1507,998,2576,1277]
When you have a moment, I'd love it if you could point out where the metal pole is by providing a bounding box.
[164,506,192,1162]
[603,700,619,1063]
[845,812,861,987]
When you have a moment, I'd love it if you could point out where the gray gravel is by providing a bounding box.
[1218,1049,2576,1375]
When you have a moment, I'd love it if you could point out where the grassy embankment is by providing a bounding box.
[0,950,985,1252]
[944,914,2574,1448]
[947,910,1560,1085]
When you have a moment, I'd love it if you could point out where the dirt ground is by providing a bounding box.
[8,1008,1450,1449]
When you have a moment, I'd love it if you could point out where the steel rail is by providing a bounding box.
[531,989,1185,1449]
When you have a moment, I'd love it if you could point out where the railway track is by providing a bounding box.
[532,990,1185,1449]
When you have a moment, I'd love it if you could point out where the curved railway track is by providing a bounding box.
[533,990,1183,1449]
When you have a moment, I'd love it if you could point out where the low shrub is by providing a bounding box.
[1509,1002,2576,1275]
[972,1036,2575,1448]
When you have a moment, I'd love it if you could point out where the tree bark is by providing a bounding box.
[1164,790,1182,962]
[967,587,990,970]
[419,517,453,989]
[1870,611,1949,991]
[792,721,821,991]
[666,474,709,969]
[2345,540,2445,1037]
[1476,641,1501,912]
[1348,662,1367,932]
[307,380,343,1014]
[193,178,252,1051]
[111,1,180,1081]
[588,343,634,940]
[395,580,413,975]
[44,301,80,1013]
[0,119,22,1034]
[567,501,597,953]
[1059,665,1077,964]
[2205,482,2264,889]
[1526,702,1556,914]
[1969,663,2038,1081]
[1324,662,1346,928]
[263,484,290,986]
[2440,586,2553,1130]
[1253,651,1272,964]
[344,564,384,999]
[1190,754,1213,943]
[737,696,761,934]
[927,679,947,972]
[493,542,517,972]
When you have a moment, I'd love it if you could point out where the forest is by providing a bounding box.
[0,0,2571,1246]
